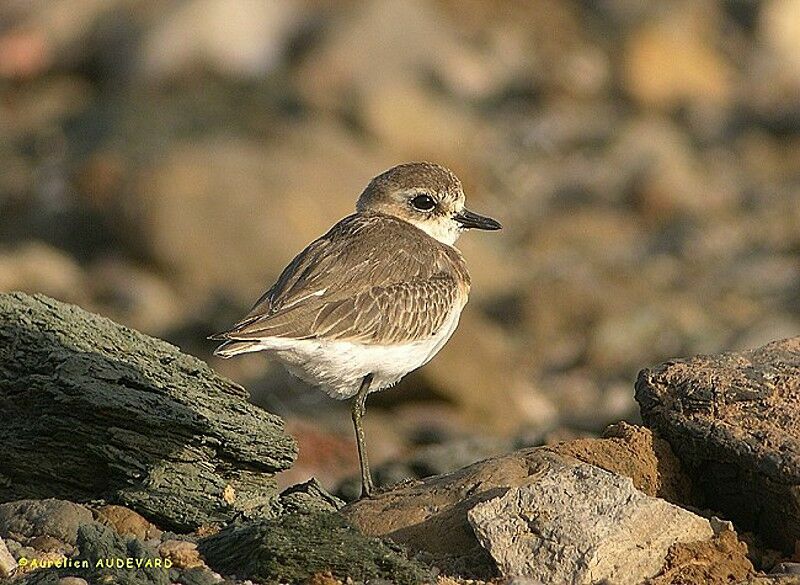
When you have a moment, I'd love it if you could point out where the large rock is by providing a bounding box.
[467,459,713,583]
[636,337,800,552]
[343,431,705,579]
[0,292,296,531]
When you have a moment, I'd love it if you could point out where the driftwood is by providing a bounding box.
[0,292,296,531]
[636,337,800,552]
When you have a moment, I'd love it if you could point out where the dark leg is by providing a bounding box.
[351,373,374,498]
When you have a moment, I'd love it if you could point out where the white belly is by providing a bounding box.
[252,304,464,399]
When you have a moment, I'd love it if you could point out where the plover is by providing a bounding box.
[211,162,501,498]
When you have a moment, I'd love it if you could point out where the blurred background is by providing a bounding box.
[1,0,799,497]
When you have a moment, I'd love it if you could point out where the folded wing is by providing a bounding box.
[213,214,467,346]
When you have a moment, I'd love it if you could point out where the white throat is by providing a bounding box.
[406,217,462,246]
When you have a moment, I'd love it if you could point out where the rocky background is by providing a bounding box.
[2,0,799,500]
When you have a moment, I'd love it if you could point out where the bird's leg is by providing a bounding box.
[351,373,374,498]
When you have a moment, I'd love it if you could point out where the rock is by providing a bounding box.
[647,529,753,585]
[0,293,296,531]
[95,505,162,541]
[277,479,344,515]
[745,576,800,585]
[72,523,169,585]
[197,512,434,585]
[85,258,185,337]
[27,535,69,554]
[0,242,88,306]
[636,337,800,552]
[622,4,734,109]
[0,537,17,578]
[773,563,800,575]
[159,539,203,569]
[138,0,307,80]
[292,0,474,112]
[548,422,694,505]
[758,0,800,89]
[342,436,696,579]
[336,434,514,502]
[129,124,391,309]
[0,500,93,547]
[466,459,713,583]
[58,578,88,585]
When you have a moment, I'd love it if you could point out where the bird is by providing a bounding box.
[210,162,501,498]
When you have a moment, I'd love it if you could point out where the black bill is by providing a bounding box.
[454,208,502,230]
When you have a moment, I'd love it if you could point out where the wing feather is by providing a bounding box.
[216,213,469,345]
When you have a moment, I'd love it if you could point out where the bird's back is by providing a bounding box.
[215,212,470,349]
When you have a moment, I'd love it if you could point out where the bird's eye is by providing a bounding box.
[410,193,436,211]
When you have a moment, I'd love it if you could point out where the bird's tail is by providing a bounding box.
[212,339,264,359]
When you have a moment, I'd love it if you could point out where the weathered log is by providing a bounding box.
[636,337,800,552]
[0,292,296,531]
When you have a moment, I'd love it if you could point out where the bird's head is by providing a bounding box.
[356,162,501,246]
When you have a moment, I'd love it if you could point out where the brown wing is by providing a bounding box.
[215,213,469,344]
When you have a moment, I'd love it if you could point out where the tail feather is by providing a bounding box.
[213,340,264,359]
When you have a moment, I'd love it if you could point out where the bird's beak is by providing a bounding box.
[454,208,502,231]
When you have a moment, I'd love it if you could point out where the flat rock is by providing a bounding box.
[636,337,800,551]
[466,458,712,584]
[0,293,297,531]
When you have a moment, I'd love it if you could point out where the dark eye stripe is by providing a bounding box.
[411,194,436,211]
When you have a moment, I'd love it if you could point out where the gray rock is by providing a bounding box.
[72,523,170,585]
[197,512,434,585]
[0,293,297,531]
[0,500,92,546]
[636,337,800,552]
[467,459,713,584]
[277,478,344,515]
[773,564,800,576]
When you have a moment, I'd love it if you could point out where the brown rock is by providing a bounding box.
[307,573,344,585]
[342,432,698,578]
[27,535,68,553]
[95,505,162,541]
[138,0,306,80]
[342,447,544,577]
[159,539,203,569]
[622,4,734,109]
[648,529,753,585]
[548,421,694,505]
[636,337,800,552]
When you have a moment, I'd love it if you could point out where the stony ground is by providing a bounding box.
[1,293,799,584]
